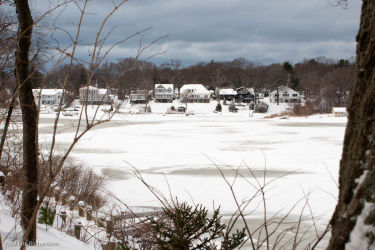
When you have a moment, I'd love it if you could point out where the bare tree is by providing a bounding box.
[9,1,166,248]
[170,59,182,96]
[13,0,39,243]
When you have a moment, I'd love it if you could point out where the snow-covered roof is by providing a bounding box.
[180,84,210,94]
[33,89,63,95]
[155,84,173,91]
[219,88,237,95]
[332,107,346,113]
[270,85,299,95]
[98,88,108,95]
[79,86,98,91]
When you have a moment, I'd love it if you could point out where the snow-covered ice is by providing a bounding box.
[34,99,347,247]
[38,100,345,218]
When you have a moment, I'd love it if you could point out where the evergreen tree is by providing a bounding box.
[149,200,245,249]
[215,102,222,112]
[38,201,56,229]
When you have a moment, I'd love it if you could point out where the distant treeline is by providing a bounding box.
[0,56,354,113]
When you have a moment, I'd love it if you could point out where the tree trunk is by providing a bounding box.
[0,92,15,161]
[276,87,279,105]
[14,0,38,243]
[328,1,375,249]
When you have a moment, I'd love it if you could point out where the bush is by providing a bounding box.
[38,201,56,228]
[228,103,238,113]
[142,200,245,249]
[292,101,315,116]
[39,157,106,209]
[215,102,222,112]
[255,102,268,113]
[146,105,152,113]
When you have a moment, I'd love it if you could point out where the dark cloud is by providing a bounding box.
[34,0,361,66]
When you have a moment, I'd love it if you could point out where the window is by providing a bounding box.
[292,94,298,97]
[283,93,289,97]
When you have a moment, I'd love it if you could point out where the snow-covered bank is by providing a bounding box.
[118,97,291,116]
[0,209,92,250]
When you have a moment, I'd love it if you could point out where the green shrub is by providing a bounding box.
[215,103,222,112]
[38,201,56,228]
[148,200,245,249]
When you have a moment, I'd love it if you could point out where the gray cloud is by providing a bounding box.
[35,0,361,66]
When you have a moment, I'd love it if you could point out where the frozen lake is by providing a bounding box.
[39,110,346,246]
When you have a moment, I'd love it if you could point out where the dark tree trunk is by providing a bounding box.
[328,1,375,249]
[276,87,279,105]
[14,0,38,243]
[0,93,15,161]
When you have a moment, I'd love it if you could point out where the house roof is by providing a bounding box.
[219,88,237,95]
[98,89,108,95]
[79,86,98,91]
[33,89,63,95]
[270,85,299,95]
[332,107,347,112]
[235,87,255,95]
[155,84,173,91]
[180,84,210,94]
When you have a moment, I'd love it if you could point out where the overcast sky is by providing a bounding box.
[34,0,362,67]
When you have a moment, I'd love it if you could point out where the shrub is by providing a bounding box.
[228,103,238,113]
[292,101,315,116]
[145,200,245,249]
[38,201,56,228]
[146,105,152,113]
[39,157,106,209]
[215,102,222,112]
[255,102,268,113]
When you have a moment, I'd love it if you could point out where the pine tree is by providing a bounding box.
[148,200,245,249]
[215,102,222,112]
[38,201,56,229]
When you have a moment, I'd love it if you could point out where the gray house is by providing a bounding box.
[154,84,174,103]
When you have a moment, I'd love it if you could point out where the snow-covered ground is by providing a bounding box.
[34,98,346,247]
[0,209,92,250]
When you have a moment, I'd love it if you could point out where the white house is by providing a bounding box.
[180,84,210,103]
[79,86,113,105]
[130,90,148,104]
[269,85,302,103]
[32,89,64,105]
[98,88,115,104]
[332,107,347,117]
[154,84,174,103]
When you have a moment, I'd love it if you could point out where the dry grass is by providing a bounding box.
[264,112,292,119]
[264,102,317,119]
